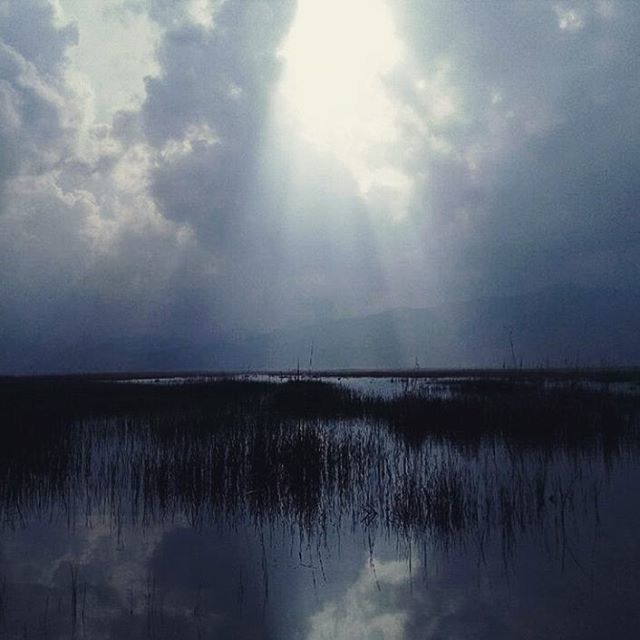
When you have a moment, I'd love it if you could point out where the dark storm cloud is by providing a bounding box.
[141,0,296,260]
[0,1,76,193]
[392,0,640,297]
[139,0,308,330]
[0,0,77,75]
[143,2,292,147]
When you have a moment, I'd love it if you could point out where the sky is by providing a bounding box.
[1,0,639,371]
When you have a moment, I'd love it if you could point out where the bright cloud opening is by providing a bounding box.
[277,0,411,216]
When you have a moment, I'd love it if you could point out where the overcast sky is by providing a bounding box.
[1,0,639,370]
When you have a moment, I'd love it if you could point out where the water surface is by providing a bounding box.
[1,375,638,639]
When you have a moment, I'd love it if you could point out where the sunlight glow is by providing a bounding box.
[278,0,410,214]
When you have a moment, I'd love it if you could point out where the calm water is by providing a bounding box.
[1,377,639,639]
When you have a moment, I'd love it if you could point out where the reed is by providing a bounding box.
[0,376,637,546]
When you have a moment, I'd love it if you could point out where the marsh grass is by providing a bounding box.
[376,380,637,452]
[0,375,637,544]
[1,374,639,638]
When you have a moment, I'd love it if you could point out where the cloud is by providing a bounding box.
[59,0,161,123]
[0,0,77,76]
[147,0,226,30]
[0,38,73,191]
[554,5,586,32]
[307,558,411,640]
[382,0,640,299]
[0,0,244,370]
[1,0,639,371]
[139,0,387,327]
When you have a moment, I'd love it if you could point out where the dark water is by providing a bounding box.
[1,376,639,639]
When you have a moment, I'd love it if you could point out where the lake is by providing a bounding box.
[0,373,639,639]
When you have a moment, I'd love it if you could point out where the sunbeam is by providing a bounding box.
[277,0,411,216]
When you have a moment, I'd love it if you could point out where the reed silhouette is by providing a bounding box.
[0,375,637,538]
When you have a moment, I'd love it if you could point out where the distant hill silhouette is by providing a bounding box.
[248,284,640,371]
[4,285,639,374]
